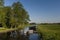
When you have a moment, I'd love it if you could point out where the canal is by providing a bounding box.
[29,33,40,40]
[0,26,42,40]
[20,26,42,40]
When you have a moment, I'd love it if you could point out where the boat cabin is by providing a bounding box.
[29,25,37,31]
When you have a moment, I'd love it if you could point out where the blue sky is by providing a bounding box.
[4,0,60,23]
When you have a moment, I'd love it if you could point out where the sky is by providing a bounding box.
[4,0,60,23]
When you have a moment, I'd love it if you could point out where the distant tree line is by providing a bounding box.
[29,23,37,25]
[39,23,60,25]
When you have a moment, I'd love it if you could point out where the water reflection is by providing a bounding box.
[29,33,39,40]
[0,26,41,40]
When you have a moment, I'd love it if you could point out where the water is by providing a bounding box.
[10,26,41,40]
[29,33,40,40]
[0,26,41,40]
[20,26,40,40]
[9,31,40,40]
[23,27,29,34]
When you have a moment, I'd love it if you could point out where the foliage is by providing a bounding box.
[11,2,30,28]
[0,1,30,28]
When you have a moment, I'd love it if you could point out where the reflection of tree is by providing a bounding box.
[0,0,4,7]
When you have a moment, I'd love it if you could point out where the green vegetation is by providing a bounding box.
[0,1,30,39]
[0,0,30,28]
[0,0,60,40]
[37,25,60,40]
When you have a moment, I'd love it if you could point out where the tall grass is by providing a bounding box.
[37,25,60,40]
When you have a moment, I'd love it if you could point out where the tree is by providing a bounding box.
[0,6,6,27]
[4,7,12,28]
[0,0,6,27]
[11,2,30,28]
[0,0,4,7]
[0,1,30,28]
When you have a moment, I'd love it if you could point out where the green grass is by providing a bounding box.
[37,25,60,40]
[0,25,27,33]
[0,27,17,33]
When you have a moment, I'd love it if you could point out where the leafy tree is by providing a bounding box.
[0,7,6,27]
[4,7,12,28]
[0,0,4,7]
[0,1,30,28]
[0,0,6,27]
[11,2,30,27]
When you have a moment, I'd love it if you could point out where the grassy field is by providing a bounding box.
[37,25,60,40]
